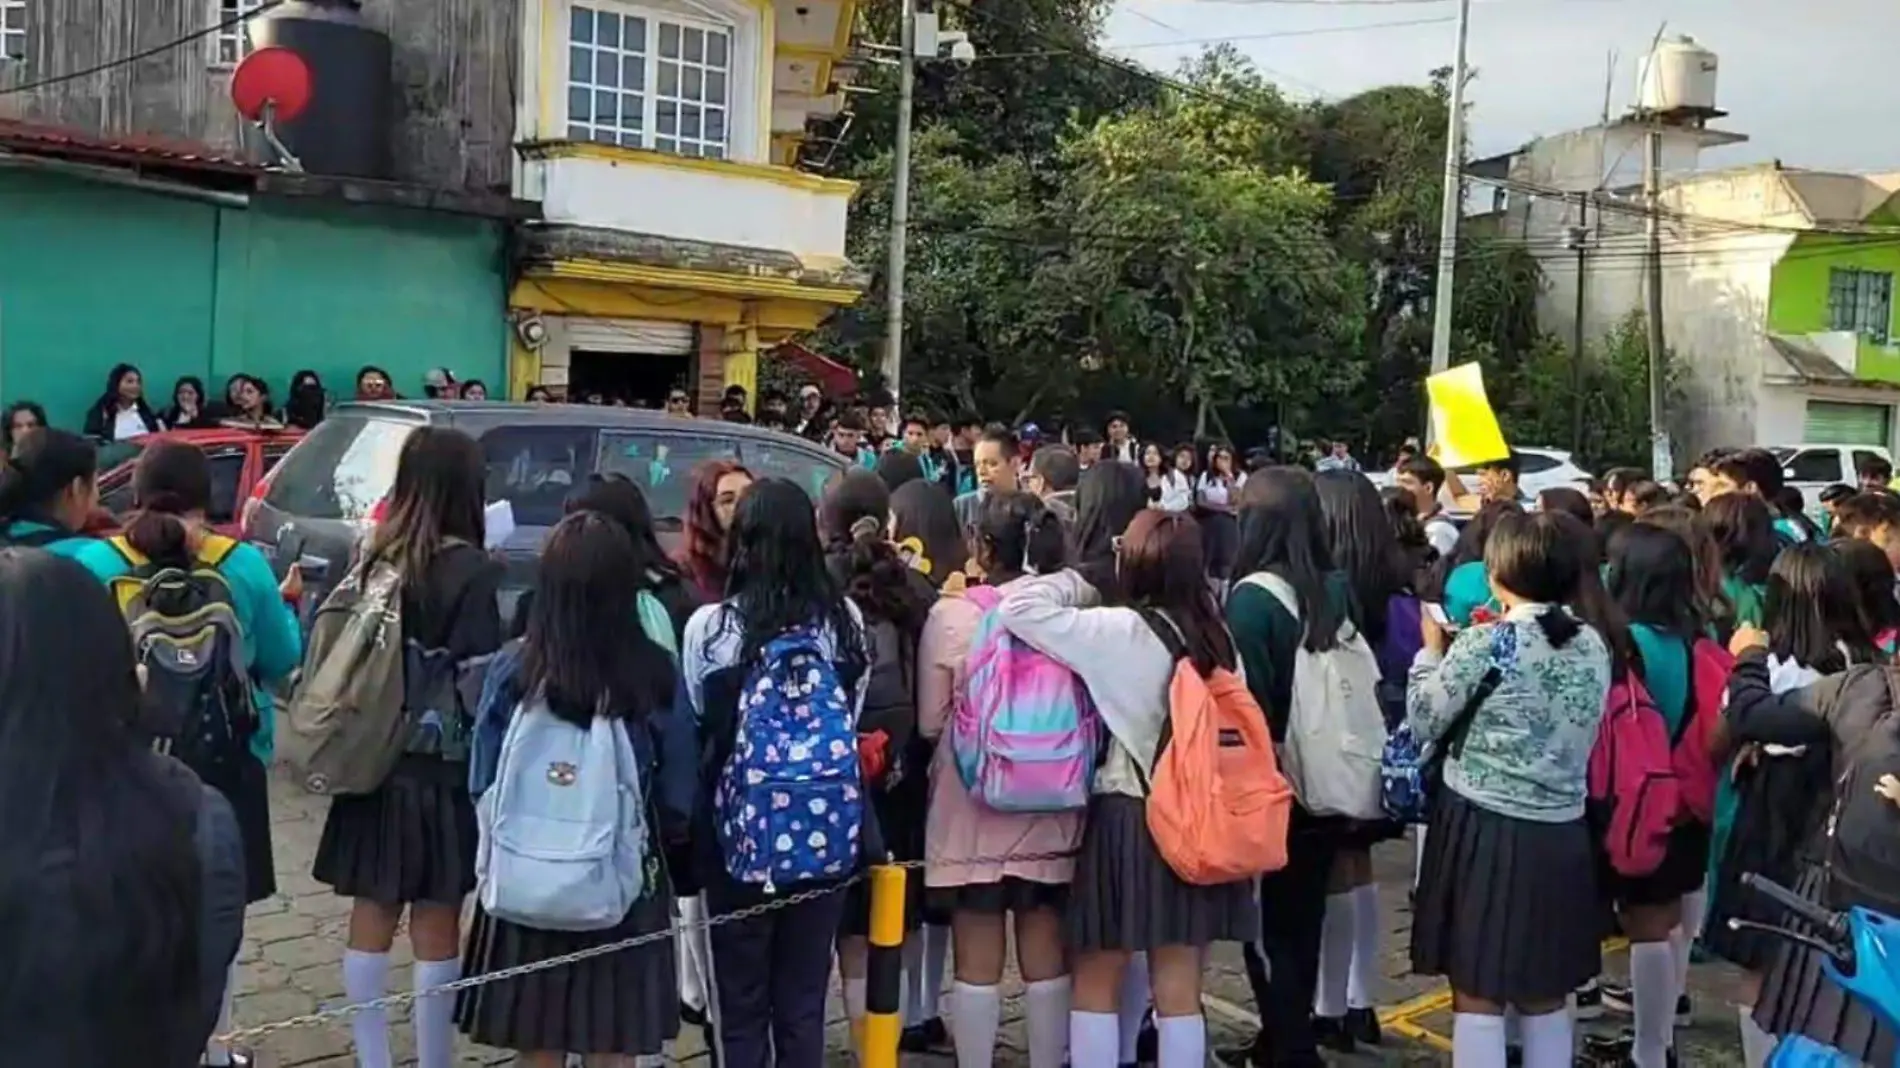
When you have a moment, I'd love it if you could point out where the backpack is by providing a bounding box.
[1822,668,1900,917]
[1587,673,1681,878]
[716,625,864,891]
[475,692,649,931]
[280,558,408,796]
[1674,638,1733,825]
[1134,610,1292,884]
[1380,625,1509,824]
[1240,572,1387,819]
[1376,594,1424,730]
[948,585,1100,814]
[107,534,257,777]
[857,615,917,789]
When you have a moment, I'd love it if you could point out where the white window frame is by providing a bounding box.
[212,0,264,68]
[560,0,760,163]
[1828,267,1895,346]
[1,0,27,63]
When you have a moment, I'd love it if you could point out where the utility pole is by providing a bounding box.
[1425,0,1472,441]
[880,0,917,406]
[1643,124,1669,479]
[1569,191,1589,455]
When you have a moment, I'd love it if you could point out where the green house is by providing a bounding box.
[0,126,525,433]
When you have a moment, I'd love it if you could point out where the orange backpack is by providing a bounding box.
[1136,611,1293,885]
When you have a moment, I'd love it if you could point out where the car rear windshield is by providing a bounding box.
[264,414,417,521]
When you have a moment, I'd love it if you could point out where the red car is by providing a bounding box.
[93,424,306,536]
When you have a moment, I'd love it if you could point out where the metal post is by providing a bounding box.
[1570,192,1588,455]
[880,0,916,406]
[1424,0,1472,442]
[1644,126,1670,479]
[860,864,908,1068]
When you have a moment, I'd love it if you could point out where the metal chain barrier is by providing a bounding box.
[213,848,1080,1046]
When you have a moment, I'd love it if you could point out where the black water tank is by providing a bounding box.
[248,0,394,180]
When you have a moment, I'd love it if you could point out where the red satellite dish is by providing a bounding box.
[231,46,313,123]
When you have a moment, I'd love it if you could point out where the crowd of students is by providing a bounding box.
[9,405,1900,1068]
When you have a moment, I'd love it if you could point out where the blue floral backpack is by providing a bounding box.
[716,625,864,892]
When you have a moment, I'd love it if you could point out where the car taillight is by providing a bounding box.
[240,476,270,539]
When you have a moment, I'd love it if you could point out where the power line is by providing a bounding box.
[0,0,283,96]
[1105,14,1458,50]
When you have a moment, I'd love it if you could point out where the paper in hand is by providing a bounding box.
[483,499,517,550]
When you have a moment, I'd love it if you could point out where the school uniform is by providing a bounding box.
[1195,473,1242,581]
[312,543,504,906]
[1406,606,1611,1004]
[452,641,696,1057]
[681,599,869,1068]
[0,518,94,557]
[992,570,1258,951]
[1609,626,1711,906]
[73,533,303,903]
[1722,651,1900,1063]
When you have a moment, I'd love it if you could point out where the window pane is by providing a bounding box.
[4,6,24,29]
[658,62,678,96]
[659,22,680,58]
[683,66,702,99]
[482,427,602,529]
[568,123,591,140]
[679,142,701,157]
[597,51,619,87]
[621,93,643,126]
[595,90,618,125]
[568,86,591,122]
[569,46,592,84]
[590,127,616,145]
[623,55,645,89]
[570,5,594,43]
[707,31,728,67]
[703,143,724,160]
[658,100,678,135]
[681,104,701,138]
[626,16,648,50]
[706,107,726,142]
[1789,449,1841,484]
[706,70,727,105]
[596,433,739,523]
[655,136,678,153]
[598,10,620,47]
[683,27,704,62]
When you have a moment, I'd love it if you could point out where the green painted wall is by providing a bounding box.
[0,170,507,431]
[1767,228,1900,383]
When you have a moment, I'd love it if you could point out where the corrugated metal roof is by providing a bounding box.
[1778,170,1900,226]
[0,118,258,174]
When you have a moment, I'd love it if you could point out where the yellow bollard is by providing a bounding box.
[860,864,908,1068]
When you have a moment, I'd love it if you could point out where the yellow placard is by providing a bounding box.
[1426,362,1511,468]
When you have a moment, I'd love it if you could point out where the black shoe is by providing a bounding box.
[1505,1043,1523,1067]
[1575,977,1606,1021]
[1579,1030,1633,1066]
[1675,994,1693,1026]
[1344,1005,1383,1046]
[681,1002,708,1028]
[1135,1013,1157,1065]
[1311,1014,1356,1054]
[899,1016,949,1053]
[202,1055,253,1068]
[1599,981,1692,1026]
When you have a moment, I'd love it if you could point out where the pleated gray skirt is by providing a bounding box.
[454,877,681,1057]
[1066,793,1259,952]
[1754,862,1899,1064]
[1411,789,1602,1004]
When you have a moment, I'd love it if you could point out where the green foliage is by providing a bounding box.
[1490,312,1672,471]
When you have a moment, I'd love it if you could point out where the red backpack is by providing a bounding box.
[1673,639,1732,824]
[1587,674,1680,878]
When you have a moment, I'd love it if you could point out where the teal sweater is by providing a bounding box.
[1443,560,1497,627]
[2,519,95,558]
[1629,623,1690,736]
[71,537,303,764]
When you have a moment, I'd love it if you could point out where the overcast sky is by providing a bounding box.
[1100,0,1894,175]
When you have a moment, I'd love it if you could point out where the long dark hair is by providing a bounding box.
[1486,511,1614,659]
[1764,542,1877,673]
[160,377,206,426]
[1314,469,1407,644]
[1072,461,1147,593]
[889,478,966,587]
[1833,537,1900,644]
[972,490,1066,582]
[363,427,485,579]
[1635,505,1735,628]
[1606,521,1703,644]
[519,511,677,725]
[283,370,325,430]
[564,474,679,585]
[123,441,212,568]
[1701,492,1778,586]
[94,363,152,422]
[1119,510,1235,674]
[2,401,47,450]
[0,550,203,1064]
[822,470,933,635]
[0,428,97,528]
[724,478,864,667]
[1233,467,1343,652]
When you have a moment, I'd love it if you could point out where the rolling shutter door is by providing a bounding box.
[565,318,696,355]
[1803,400,1891,447]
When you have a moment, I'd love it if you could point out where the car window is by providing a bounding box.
[99,468,135,516]
[481,426,602,529]
[206,448,247,524]
[1516,452,1561,475]
[1853,450,1888,480]
[262,443,295,474]
[745,438,843,503]
[264,415,418,521]
[1786,448,1841,484]
[596,432,740,525]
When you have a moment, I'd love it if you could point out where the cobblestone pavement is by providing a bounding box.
[239,764,1749,1066]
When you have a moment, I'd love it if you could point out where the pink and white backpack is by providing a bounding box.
[949,585,1101,813]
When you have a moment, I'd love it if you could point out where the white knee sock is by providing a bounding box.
[952,982,1002,1068]
[677,895,708,1012]
[1629,941,1677,1068]
[844,976,868,1024]
[1675,888,1708,997]
[1070,1010,1120,1068]
[1413,825,1428,889]
[1154,1015,1204,1068]
[1117,952,1151,1061]
[1517,1007,1575,1068]
[1313,891,1354,1018]
[1739,1003,1774,1068]
[1347,883,1381,1010]
[1023,977,1072,1068]
[412,957,459,1068]
[341,949,392,1068]
[1452,1013,1508,1068]
[901,933,925,1026]
[922,924,951,1021]
[204,961,238,1065]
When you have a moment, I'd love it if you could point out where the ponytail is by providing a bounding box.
[122,442,211,567]
[975,491,1067,577]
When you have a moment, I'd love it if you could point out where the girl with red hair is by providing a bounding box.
[676,460,754,612]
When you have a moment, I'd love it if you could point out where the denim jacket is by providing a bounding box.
[467,641,700,840]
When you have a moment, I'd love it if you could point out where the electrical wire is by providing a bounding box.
[0,0,284,96]
[1106,14,1457,51]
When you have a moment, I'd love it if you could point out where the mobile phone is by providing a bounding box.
[1423,602,1459,630]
